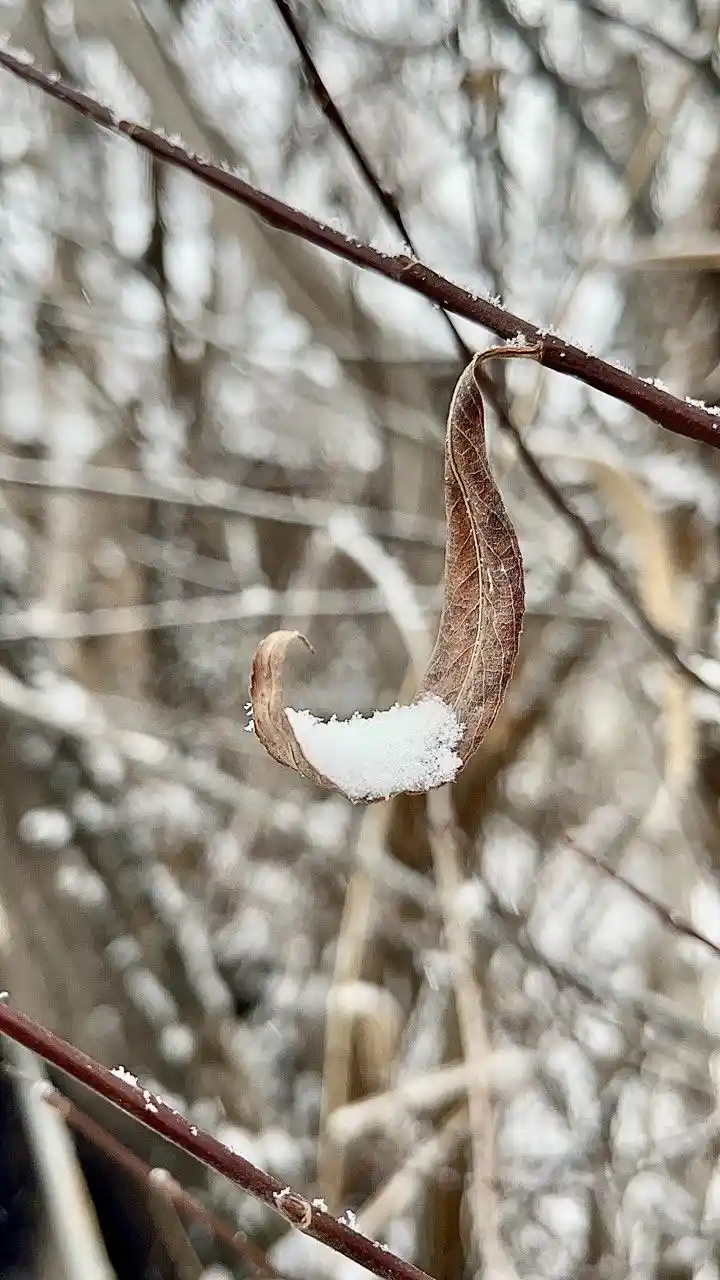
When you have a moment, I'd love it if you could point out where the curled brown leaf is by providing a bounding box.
[249,630,329,788]
[249,345,541,803]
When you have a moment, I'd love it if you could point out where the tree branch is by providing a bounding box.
[267,0,467,367]
[0,454,444,545]
[266,1,720,701]
[568,837,720,961]
[1,42,718,698]
[0,45,718,449]
[0,999,435,1280]
[44,1089,282,1280]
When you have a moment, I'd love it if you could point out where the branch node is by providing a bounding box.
[273,1187,314,1230]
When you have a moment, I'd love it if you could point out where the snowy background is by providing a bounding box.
[0,1,720,1278]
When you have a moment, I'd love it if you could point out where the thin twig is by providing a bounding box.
[516,67,696,431]
[487,890,720,1058]
[268,0,466,365]
[356,1105,469,1241]
[0,46,718,448]
[327,1064,469,1145]
[479,375,716,697]
[0,1000,435,1280]
[45,1090,282,1280]
[567,838,720,962]
[269,0,413,245]
[0,455,445,545]
[0,661,257,810]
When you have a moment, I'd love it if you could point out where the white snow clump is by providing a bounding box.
[285,695,463,802]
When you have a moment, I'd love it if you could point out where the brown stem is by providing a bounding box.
[0,47,718,449]
[269,0,413,246]
[268,0,468,361]
[473,356,714,696]
[0,1001,434,1280]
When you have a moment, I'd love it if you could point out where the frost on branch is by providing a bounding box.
[249,347,538,803]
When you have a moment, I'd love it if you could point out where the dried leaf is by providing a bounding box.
[420,353,526,760]
[250,346,540,802]
[249,629,329,789]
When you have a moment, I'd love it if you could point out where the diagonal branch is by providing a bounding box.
[491,405,714,694]
[266,3,720,701]
[0,45,718,449]
[269,0,469,358]
[568,837,720,961]
[268,0,468,369]
[0,44,718,698]
[44,1089,283,1280]
[0,999,435,1280]
[269,0,414,246]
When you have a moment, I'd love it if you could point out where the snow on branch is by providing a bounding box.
[0,45,719,449]
[0,999,435,1280]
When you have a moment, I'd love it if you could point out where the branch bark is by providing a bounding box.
[262,6,720,703]
[0,999,435,1280]
[0,46,718,449]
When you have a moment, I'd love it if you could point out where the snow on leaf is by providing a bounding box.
[285,699,462,802]
[249,346,539,803]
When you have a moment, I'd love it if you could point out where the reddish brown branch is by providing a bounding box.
[1,44,718,697]
[0,1001,434,1280]
[267,6,717,698]
[268,0,469,374]
[0,45,718,449]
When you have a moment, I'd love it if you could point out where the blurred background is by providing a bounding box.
[1,1,720,1277]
